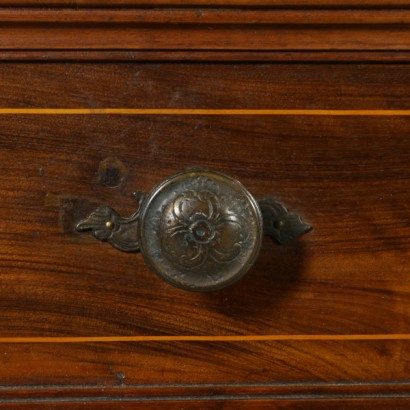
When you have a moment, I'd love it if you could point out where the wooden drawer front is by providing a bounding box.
[0,63,409,405]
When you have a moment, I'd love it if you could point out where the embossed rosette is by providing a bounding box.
[160,188,248,270]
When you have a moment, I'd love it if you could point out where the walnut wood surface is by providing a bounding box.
[3,50,410,62]
[3,398,410,410]
[0,63,409,407]
[3,0,410,6]
[0,4,409,409]
[1,5,410,59]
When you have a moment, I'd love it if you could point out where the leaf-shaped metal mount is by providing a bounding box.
[75,169,312,291]
[258,198,312,245]
[76,193,144,252]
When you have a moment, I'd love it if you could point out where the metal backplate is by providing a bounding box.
[137,169,263,291]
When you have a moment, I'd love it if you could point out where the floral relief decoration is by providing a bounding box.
[159,180,249,270]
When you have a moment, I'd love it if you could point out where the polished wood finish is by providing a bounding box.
[4,9,410,23]
[3,50,410,62]
[0,10,409,52]
[4,0,410,6]
[3,398,410,410]
[1,5,410,59]
[2,2,410,63]
[0,63,409,407]
[0,0,409,407]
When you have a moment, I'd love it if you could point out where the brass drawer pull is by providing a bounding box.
[76,168,311,291]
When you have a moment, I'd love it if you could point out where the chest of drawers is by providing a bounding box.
[0,2,409,408]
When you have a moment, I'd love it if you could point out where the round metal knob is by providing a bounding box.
[138,169,263,291]
[76,168,311,292]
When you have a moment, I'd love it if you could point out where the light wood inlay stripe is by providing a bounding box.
[1,334,410,343]
[0,109,410,115]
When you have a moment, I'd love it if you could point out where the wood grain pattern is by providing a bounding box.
[1,6,410,56]
[3,50,410,62]
[2,400,410,410]
[0,21,409,51]
[3,0,410,6]
[1,2,409,408]
[1,112,409,336]
[3,9,410,24]
[0,341,409,385]
[2,399,410,410]
[2,334,410,343]
[1,63,410,109]
[0,63,409,409]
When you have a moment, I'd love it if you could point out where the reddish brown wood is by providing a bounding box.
[0,340,409,385]
[0,0,410,404]
[1,63,410,109]
[2,0,410,6]
[0,63,409,407]
[0,6,409,55]
[2,9,410,24]
[2,50,410,62]
[0,20,408,51]
[0,2,409,62]
[1,110,409,335]
[2,399,410,410]
[7,401,410,410]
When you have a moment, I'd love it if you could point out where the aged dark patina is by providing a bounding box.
[76,168,311,291]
